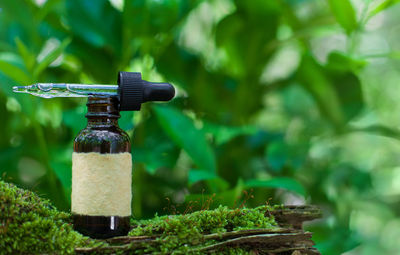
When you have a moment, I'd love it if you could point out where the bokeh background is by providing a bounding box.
[1,0,400,254]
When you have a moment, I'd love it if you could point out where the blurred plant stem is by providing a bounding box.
[33,112,66,208]
[132,164,144,218]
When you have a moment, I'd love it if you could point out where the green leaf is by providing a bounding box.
[62,105,86,135]
[382,51,400,59]
[188,170,229,192]
[0,52,31,85]
[329,165,372,192]
[245,177,306,196]
[34,38,71,77]
[326,51,367,73]
[185,179,244,208]
[215,3,280,77]
[326,53,364,121]
[50,160,72,188]
[154,105,216,174]
[266,141,288,172]
[119,111,134,131]
[0,147,20,177]
[349,124,400,141]
[123,0,200,36]
[0,1,37,42]
[327,0,358,34]
[66,0,121,49]
[297,54,364,126]
[297,54,345,127]
[265,139,308,172]
[203,122,258,145]
[134,141,180,175]
[188,169,217,184]
[50,161,72,205]
[15,38,36,72]
[133,114,181,174]
[215,179,244,207]
[368,0,400,19]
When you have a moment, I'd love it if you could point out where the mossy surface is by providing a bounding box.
[0,179,281,254]
[129,205,279,254]
[0,180,99,255]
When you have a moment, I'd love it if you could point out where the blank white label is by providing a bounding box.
[71,152,132,217]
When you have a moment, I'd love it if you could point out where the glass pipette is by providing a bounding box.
[12,72,175,111]
[13,83,118,98]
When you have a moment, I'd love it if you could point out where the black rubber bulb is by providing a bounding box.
[143,81,175,102]
[118,72,175,111]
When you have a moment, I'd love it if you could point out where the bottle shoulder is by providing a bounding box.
[75,127,130,141]
[74,126,131,153]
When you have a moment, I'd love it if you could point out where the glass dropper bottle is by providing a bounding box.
[14,72,175,238]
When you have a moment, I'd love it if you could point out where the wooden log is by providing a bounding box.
[271,205,323,229]
[75,205,323,255]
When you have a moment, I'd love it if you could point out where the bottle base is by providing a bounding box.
[72,214,130,239]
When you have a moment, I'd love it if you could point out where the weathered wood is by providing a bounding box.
[193,232,314,252]
[271,205,322,229]
[105,235,157,244]
[75,205,322,254]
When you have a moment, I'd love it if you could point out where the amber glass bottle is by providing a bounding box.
[72,96,131,238]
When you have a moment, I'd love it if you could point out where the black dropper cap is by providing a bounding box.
[118,72,175,111]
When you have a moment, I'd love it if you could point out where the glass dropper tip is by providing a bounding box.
[13,86,27,93]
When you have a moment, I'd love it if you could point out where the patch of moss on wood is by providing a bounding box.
[0,179,321,254]
[127,205,279,254]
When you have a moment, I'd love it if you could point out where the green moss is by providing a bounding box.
[0,179,280,254]
[222,247,256,255]
[129,205,278,254]
[0,180,99,255]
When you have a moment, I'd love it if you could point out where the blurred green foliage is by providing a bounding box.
[0,0,400,254]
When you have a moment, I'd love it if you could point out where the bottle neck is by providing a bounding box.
[86,97,120,127]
